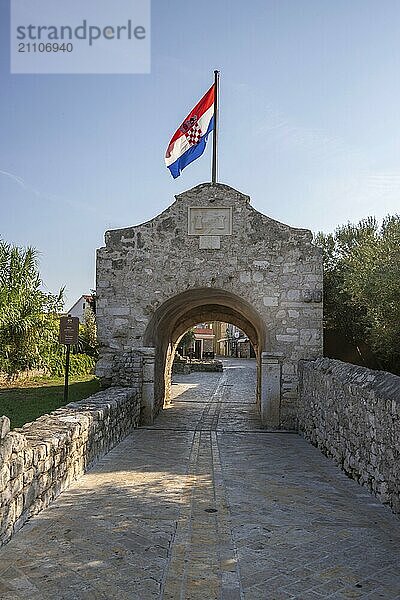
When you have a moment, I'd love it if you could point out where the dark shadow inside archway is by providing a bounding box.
[143,288,269,420]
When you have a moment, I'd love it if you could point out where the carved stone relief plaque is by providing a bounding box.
[188,207,232,236]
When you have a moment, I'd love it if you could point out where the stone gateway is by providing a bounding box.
[96,183,323,429]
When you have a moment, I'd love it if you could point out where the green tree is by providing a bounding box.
[0,240,63,375]
[79,306,98,358]
[179,328,195,354]
[315,215,400,374]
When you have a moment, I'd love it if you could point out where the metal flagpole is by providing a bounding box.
[211,69,220,184]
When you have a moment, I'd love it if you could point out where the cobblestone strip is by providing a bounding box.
[193,369,227,433]
[162,368,242,600]
[161,372,223,599]
[182,430,220,599]
[212,431,243,600]
[161,429,222,599]
[161,430,201,600]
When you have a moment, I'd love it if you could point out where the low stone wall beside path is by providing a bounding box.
[298,358,400,515]
[0,386,141,548]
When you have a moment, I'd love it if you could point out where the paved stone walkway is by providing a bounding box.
[1,359,400,599]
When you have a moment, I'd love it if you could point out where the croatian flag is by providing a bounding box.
[165,85,215,178]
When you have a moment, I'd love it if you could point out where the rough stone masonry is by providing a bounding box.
[0,387,141,547]
[299,358,400,515]
[96,183,323,429]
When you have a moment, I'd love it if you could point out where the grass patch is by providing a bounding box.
[0,375,101,429]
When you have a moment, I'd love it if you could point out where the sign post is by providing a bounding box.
[59,315,79,404]
[64,344,71,403]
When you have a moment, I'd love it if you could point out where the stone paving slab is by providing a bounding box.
[0,359,399,599]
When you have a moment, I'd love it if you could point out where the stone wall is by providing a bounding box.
[190,360,223,372]
[172,357,223,374]
[0,387,141,547]
[110,351,143,387]
[298,358,400,514]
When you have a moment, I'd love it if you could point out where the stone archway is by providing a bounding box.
[142,287,268,421]
[96,183,323,430]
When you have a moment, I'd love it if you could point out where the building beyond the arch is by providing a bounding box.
[96,183,323,429]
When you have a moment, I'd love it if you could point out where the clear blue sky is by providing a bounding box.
[1,0,400,306]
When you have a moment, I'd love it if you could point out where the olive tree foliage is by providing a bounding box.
[79,307,98,358]
[315,215,400,374]
[0,240,64,375]
[177,328,195,355]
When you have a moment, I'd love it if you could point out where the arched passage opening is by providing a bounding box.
[143,288,269,420]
